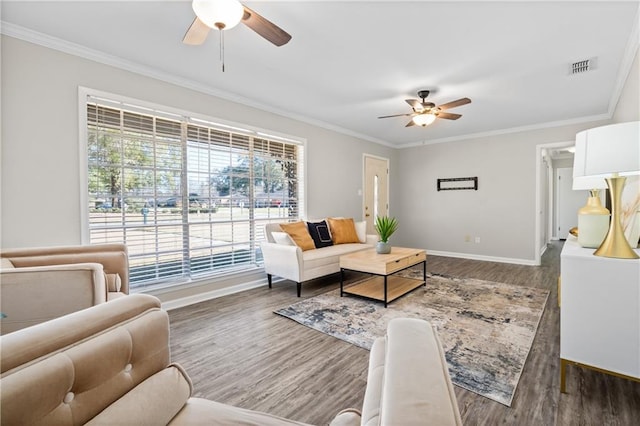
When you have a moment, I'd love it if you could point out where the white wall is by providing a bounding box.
[394,124,602,263]
[1,34,637,275]
[0,36,395,249]
[613,47,639,123]
[392,48,638,263]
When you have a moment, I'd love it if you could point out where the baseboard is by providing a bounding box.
[160,278,267,311]
[156,250,537,310]
[426,250,538,266]
[540,244,548,257]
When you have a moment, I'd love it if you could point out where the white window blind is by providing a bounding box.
[86,96,303,290]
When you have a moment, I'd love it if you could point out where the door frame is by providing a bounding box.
[362,153,390,225]
[556,166,581,240]
[535,140,574,265]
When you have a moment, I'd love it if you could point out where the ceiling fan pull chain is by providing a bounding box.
[219,30,225,72]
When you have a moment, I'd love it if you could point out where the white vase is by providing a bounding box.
[577,192,610,248]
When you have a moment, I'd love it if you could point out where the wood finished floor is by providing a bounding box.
[168,241,640,425]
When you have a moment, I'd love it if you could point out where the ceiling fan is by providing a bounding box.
[378,90,471,127]
[183,0,292,47]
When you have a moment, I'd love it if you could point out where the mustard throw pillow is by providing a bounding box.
[280,221,316,251]
[327,218,360,244]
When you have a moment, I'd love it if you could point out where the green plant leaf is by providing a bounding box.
[374,216,398,242]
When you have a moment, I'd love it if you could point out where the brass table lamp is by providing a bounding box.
[573,121,640,259]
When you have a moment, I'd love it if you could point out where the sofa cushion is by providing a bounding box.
[362,337,386,426]
[169,398,312,425]
[1,257,14,269]
[107,292,128,301]
[380,319,462,425]
[0,264,109,334]
[0,296,171,425]
[105,273,122,292]
[264,223,283,243]
[1,244,130,295]
[302,243,371,270]
[327,218,360,244]
[280,222,316,251]
[329,408,362,426]
[1,294,161,373]
[272,232,295,246]
[354,221,367,243]
[307,220,334,249]
[85,365,192,425]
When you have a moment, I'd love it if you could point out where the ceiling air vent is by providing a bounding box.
[570,58,596,75]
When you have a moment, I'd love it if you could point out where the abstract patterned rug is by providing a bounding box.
[275,271,549,406]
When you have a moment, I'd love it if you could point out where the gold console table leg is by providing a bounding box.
[560,359,567,393]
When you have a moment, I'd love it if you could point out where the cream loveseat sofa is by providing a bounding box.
[0,294,461,425]
[0,243,129,334]
[261,219,376,296]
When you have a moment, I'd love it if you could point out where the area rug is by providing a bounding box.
[274,272,549,406]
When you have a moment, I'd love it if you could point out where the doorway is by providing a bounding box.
[363,155,389,234]
[535,141,575,265]
[556,167,586,239]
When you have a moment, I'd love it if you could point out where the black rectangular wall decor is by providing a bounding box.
[437,176,478,191]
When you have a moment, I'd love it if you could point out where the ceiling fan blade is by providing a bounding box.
[405,99,423,111]
[405,119,416,127]
[438,98,471,110]
[242,6,292,46]
[378,113,414,119]
[183,17,211,45]
[437,112,462,120]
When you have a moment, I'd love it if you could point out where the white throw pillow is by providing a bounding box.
[355,220,367,243]
[272,231,295,246]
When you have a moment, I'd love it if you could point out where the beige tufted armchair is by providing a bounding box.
[0,243,129,334]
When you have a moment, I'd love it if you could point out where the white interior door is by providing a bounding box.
[557,167,587,239]
[364,155,389,234]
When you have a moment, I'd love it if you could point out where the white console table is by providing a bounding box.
[560,236,640,392]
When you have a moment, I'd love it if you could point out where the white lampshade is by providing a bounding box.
[573,121,640,179]
[413,113,437,127]
[193,0,244,30]
[572,121,640,258]
[572,176,608,191]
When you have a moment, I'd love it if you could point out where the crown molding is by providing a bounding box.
[0,22,394,148]
[398,112,612,149]
[608,6,640,116]
[2,18,636,152]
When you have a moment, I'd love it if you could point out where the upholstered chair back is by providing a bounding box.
[0,294,192,425]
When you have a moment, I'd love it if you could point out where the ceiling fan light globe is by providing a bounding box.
[193,0,244,30]
[413,113,437,127]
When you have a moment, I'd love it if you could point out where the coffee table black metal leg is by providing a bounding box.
[340,268,344,297]
[423,260,427,286]
[384,275,388,308]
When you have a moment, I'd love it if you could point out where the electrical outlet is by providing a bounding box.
[465,235,471,243]
[475,237,481,244]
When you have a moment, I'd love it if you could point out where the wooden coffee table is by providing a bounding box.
[339,247,426,307]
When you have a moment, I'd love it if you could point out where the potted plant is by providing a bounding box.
[374,215,398,254]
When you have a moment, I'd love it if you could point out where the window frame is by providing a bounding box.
[78,87,307,290]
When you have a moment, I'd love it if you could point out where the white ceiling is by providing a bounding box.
[2,1,638,148]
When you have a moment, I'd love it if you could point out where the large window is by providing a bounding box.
[84,94,304,290]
